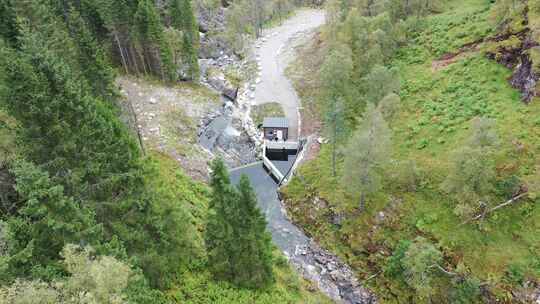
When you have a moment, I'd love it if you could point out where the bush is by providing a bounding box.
[451,277,481,304]
[505,264,525,285]
[384,240,412,278]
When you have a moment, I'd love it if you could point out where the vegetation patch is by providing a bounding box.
[251,102,285,127]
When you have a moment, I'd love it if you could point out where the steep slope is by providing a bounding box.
[283,0,540,302]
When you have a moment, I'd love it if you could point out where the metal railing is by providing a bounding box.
[262,153,284,181]
[264,140,299,151]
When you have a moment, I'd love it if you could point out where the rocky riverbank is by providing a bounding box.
[197,53,263,168]
[290,242,376,304]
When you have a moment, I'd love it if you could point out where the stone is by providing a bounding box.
[223,86,238,101]
[207,70,238,101]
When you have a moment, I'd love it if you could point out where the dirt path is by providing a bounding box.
[252,10,325,140]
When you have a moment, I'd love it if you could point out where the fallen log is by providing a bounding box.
[461,192,529,226]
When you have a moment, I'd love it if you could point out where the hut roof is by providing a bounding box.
[263,117,289,129]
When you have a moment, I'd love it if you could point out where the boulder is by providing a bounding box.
[223,86,238,101]
[207,70,239,101]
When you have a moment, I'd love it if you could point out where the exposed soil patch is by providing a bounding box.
[432,50,476,72]
[117,76,221,180]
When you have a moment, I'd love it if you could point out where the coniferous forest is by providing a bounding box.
[1,0,540,303]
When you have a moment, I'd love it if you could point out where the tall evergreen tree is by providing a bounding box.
[169,0,200,81]
[0,0,19,45]
[234,175,274,289]
[5,160,101,278]
[65,7,117,102]
[0,27,140,201]
[91,0,138,75]
[205,158,237,281]
[205,159,274,289]
[134,0,176,81]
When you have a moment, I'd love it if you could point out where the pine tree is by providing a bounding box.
[134,0,176,81]
[205,158,237,281]
[205,159,274,289]
[234,175,274,289]
[65,7,117,102]
[169,0,200,81]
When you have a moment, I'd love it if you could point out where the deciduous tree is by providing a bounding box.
[378,93,401,120]
[363,65,400,105]
[441,117,499,218]
[320,45,353,176]
[342,103,392,211]
[0,244,132,304]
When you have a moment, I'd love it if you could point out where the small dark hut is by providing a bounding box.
[262,117,289,141]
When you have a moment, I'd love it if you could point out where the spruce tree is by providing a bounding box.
[205,158,237,281]
[135,0,176,81]
[205,160,274,289]
[234,174,274,289]
[0,23,140,202]
[65,7,117,102]
[169,0,200,81]
[5,160,101,278]
[0,0,19,45]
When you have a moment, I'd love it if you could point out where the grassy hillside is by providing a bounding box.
[283,0,540,302]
